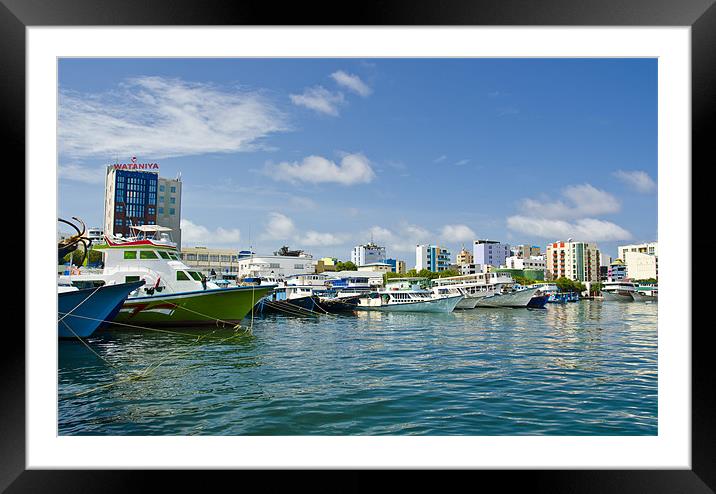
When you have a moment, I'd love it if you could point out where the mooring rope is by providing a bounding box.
[57,284,104,323]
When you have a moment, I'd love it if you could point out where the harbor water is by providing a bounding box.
[58,300,657,435]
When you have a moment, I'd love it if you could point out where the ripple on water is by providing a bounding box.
[59,301,657,435]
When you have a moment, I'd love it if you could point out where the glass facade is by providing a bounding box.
[111,170,158,237]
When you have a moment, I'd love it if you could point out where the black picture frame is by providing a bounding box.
[4,0,709,490]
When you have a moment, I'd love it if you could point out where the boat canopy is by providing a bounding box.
[129,225,173,232]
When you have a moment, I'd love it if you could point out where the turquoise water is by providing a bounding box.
[58,300,657,435]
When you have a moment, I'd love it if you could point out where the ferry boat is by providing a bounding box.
[601,280,637,302]
[474,286,545,308]
[431,273,545,308]
[58,225,275,327]
[356,289,463,313]
[631,284,658,303]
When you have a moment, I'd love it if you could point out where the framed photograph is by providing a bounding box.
[6,0,710,489]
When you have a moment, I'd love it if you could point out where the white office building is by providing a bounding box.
[473,240,510,267]
[351,242,386,267]
[503,255,546,270]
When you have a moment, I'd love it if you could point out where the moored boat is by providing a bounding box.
[601,281,637,302]
[59,225,275,327]
[357,289,463,313]
[474,286,543,308]
[58,280,145,338]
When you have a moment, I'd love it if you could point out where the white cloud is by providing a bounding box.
[181,219,241,246]
[289,86,345,116]
[261,212,296,240]
[260,212,348,248]
[330,70,372,97]
[366,224,432,253]
[434,155,447,163]
[506,216,632,241]
[519,184,620,220]
[454,159,470,167]
[300,231,348,246]
[613,169,656,193]
[440,224,476,242]
[59,77,288,159]
[266,153,375,185]
[58,163,105,184]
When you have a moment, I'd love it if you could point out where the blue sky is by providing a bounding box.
[58,58,657,263]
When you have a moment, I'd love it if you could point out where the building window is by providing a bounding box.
[170,186,176,193]
[158,207,164,214]
[169,208,175,215]
[198,254,209,261]
[159,184,165,192]
[185,253,197,261]
[115,218,123,226]
[159,196,164,203]
[170,197,176,204]
[116,205,124,213]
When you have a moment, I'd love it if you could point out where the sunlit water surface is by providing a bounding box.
[59,301,657,435]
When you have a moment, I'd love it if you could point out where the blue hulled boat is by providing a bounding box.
[58,280,145,338]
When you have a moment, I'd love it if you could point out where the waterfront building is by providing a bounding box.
[607,259,628,281]
[618,242,658,260]
[473,240,510,267]
[456,246,474,265]
[385,258,406,274]
[459,263,485,276]
[503,255,546,271]
[83,227,105,246]
[351,242,386,267]
[181,246,241,279]
[415,244,452,272]
[546,240,600,282]
[156,175,183,249]
[618,242,658,280]
[623,251,658,280]
[511,244,541,259]
[103,160,183,248]
[237,252,316,279]
[358,262,392,273]
[316,257,339,273]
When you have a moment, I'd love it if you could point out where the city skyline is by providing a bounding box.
[58,58,658,260]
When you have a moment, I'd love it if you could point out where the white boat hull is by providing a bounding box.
[456,296,479,309]
[357,294,463,313]
[474,287,541,308]
[630,292,658,303]
[602,291,634,302]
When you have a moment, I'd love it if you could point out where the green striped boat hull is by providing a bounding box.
[112,285,274,327]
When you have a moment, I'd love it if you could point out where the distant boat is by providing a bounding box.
[58,280,145,338]
[474,286,543,308]
[357,289,463,313]
[601,281,637,302]
[631,284,658,303]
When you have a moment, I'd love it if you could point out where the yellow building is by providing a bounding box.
[456,246,474,265]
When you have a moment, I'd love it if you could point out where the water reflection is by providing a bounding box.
[59,300,658,435]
